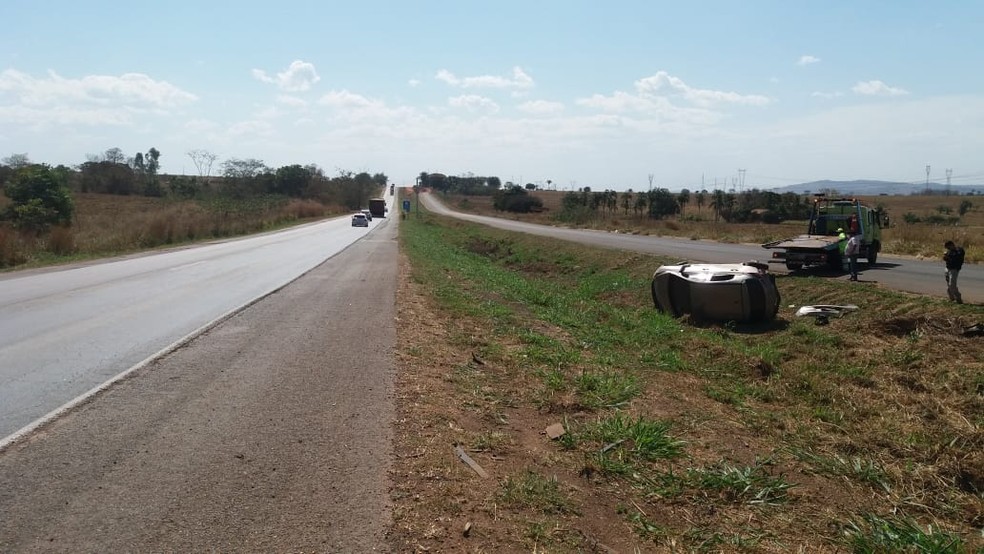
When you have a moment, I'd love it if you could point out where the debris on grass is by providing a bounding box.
[454,444,489,478]
[545,423,566,439]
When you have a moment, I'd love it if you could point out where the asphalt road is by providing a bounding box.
[0,210,399,551]
[420,192,982,305]
[0,204,393,442]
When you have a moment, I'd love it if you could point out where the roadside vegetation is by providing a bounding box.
[417,174,981,264]
[393,205,982,552]
[0,150,387,269]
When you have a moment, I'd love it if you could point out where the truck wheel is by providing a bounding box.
[867,242,879,266]
[785,263,803,271]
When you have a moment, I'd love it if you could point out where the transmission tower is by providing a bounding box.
[946,168,953,195]
[738,168,746,193]
[925,164,931,193]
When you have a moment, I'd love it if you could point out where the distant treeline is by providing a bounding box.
[416,169,817,223]
[1,149,388,231]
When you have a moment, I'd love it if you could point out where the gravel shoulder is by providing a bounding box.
[0,220,399,552]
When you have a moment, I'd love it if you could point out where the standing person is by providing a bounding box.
[845,232,862,281]
[943,240,965,304]
[836,227,847,270]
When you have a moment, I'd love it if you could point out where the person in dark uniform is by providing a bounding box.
[943,240,965,304]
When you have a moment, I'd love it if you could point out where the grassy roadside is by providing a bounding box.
[0,193,338,270]
[392,208,983,552]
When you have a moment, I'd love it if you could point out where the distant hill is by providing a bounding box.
[767,180,983,196]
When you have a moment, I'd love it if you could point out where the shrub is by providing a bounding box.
[493,186,543,213]
[2,165,74,232]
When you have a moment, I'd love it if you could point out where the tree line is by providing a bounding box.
[417,168,816,223]
[1,149,388,232]
[556,187,814,223]
[415,172,547,213]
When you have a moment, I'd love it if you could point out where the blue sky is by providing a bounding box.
[2,1,983,191]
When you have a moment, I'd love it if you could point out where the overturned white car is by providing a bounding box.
[651,261,781,323]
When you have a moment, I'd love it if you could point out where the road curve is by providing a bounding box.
[420,192,982,304]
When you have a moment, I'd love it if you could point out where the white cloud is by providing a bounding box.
[276,94,308,108]
[577,91,663,113]
[317,90,419,125]
[811,91,845,99]
[448,94,500,113]
[0,69,197,109]
[852,80,909,97]
[0,104,134,126]
[319,89,383,111]
[255,106,282,119]
[572,71,766,133]
[435,66,534,91]
[251,60,320,92]
[797,55,821,66]
[0,69,197,127]
[227,119,275,138]
[408,79,421,87]
[517,100,565,115]
[635,71,771,107]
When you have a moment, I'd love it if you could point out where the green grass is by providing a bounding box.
[790,448,891,492]
[573,412,685,463]
[844,513,967,553]
[400,209,983,550]
[497,470,579,516]
[686,459,795,505]
[683,526,770,552]
[622,508,669,542]
[574,369,640,409]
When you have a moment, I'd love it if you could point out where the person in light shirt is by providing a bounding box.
[845,232,862,281]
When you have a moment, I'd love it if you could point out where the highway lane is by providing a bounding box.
[0,203,393,442]
[0,204,399,551]
[420,192,982,304]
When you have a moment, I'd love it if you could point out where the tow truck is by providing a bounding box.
[761,196,884,271]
